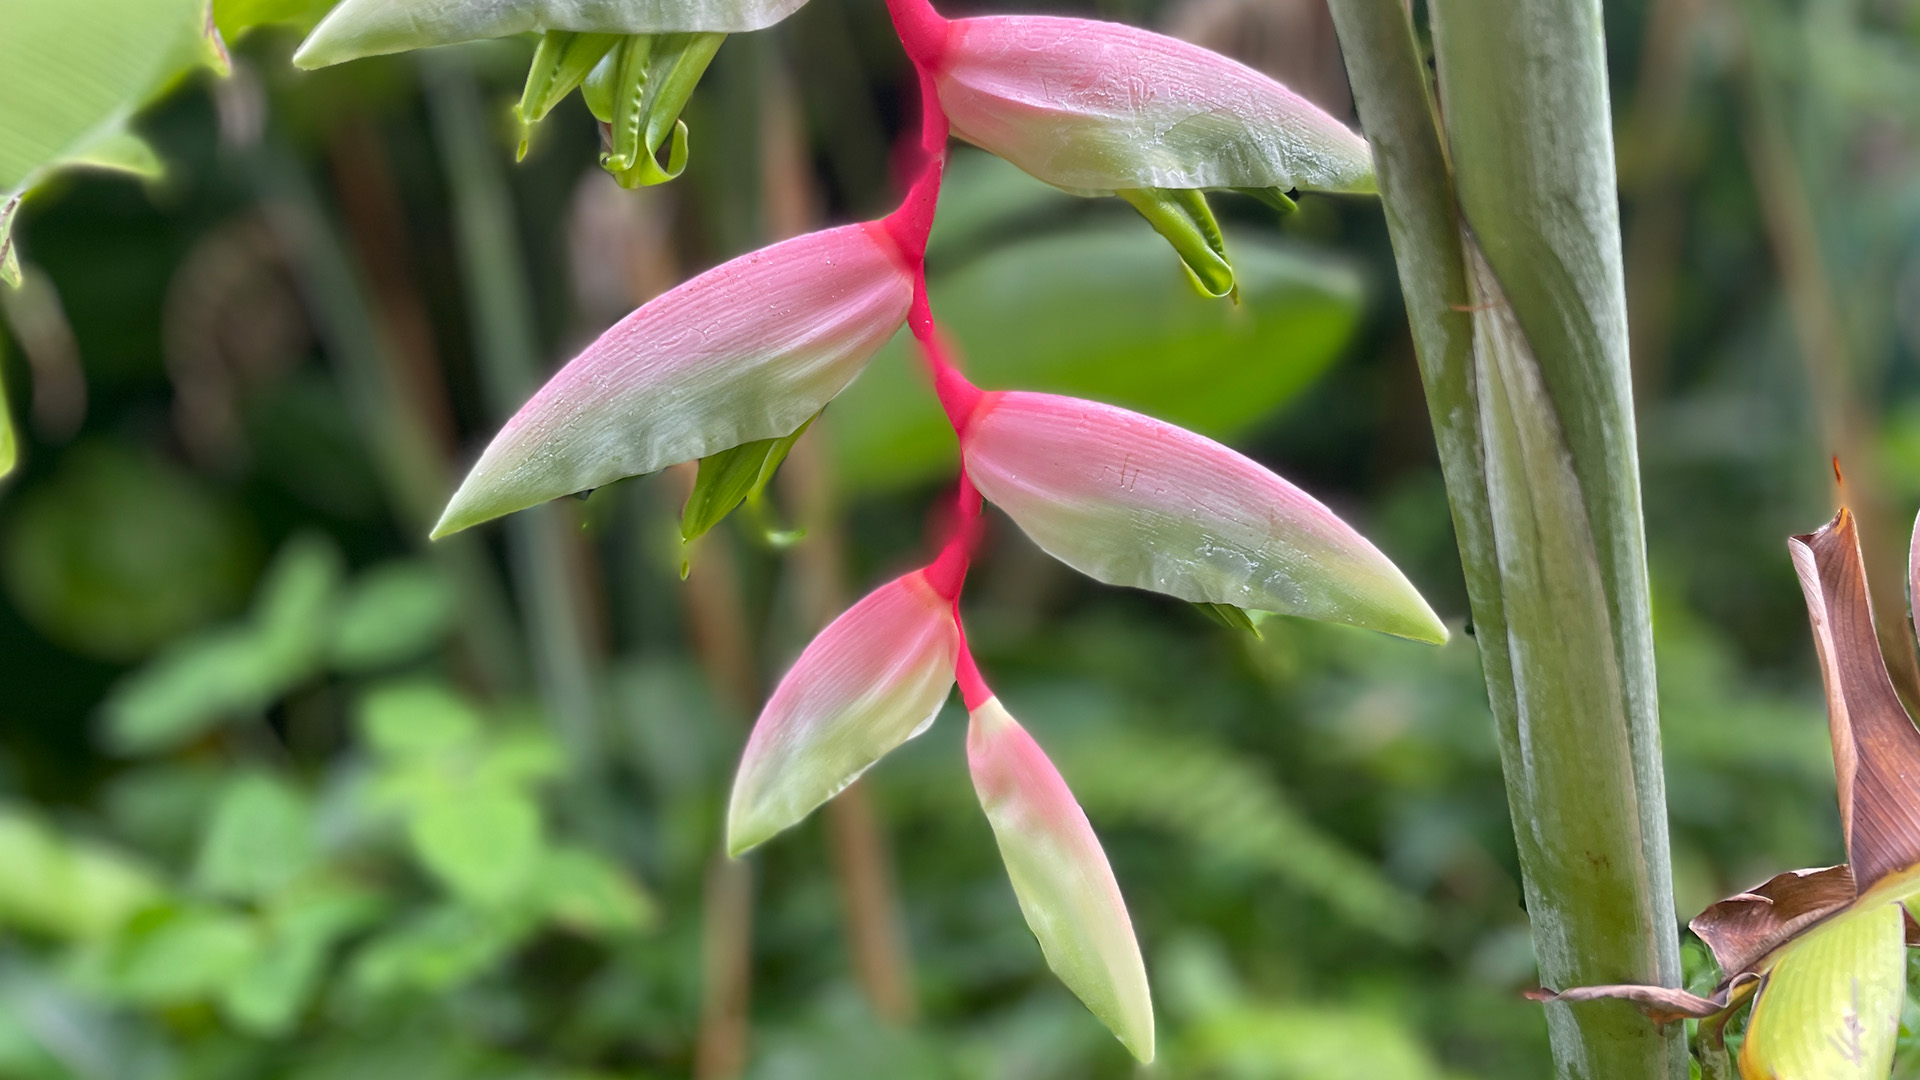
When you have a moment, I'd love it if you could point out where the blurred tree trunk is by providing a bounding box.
[1327,2,1688,1076]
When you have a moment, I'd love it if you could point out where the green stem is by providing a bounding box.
[424,53,604,766]
[246,134,523,693]
[1328,1,1685,1076]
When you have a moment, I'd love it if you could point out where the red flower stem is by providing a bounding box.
[880,0,992,695]
[951,608,992,709]
[885,0,950,72]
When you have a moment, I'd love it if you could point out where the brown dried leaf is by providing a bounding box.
[1687,865,1856,980]
[1789,508,1920,894]
[1525,973,1759,1026]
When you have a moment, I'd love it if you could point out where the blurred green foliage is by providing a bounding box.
[1,0,1919,1076]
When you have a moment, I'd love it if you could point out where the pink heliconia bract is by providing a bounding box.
[433,222,914,538]
[956,390,1447,643]
[727,569,959,854]
[968,695,1153,1062]
[908,13,1374,197]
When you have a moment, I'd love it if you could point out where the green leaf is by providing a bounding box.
[3,443,254,660]
[350,904,531,995]
[472,726,565,788]
[0,195,20,291]
[408,787,543,905]
[62,130,163,179]
[0,0,210,194]
[212,0,334,40]
[219,926,329,1034]
[250,532,344,656]
[100,534,340,752]
[193,772,316,901]
[0,807,164,939]
[89,905,259,1004]
[328,560,455,672]
[830,226,1360,492]
[101,628,288,752]
[1188,1004,1449,1080]
[218,880,383,1035]
[356,681,482,758]
[680,411,817,543]
[1739,900,1905,1079]
[530,847,656,936]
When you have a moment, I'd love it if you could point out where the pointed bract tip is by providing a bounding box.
[289,30,340,70]
[724,802,770,858]
[968,698,1154,1061]
[726,571,959,852]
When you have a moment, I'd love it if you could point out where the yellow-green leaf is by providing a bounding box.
[1738,900,1904,1080]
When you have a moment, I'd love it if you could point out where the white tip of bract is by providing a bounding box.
[961,391,1448,645]
[726,570,958,856]
[295,0,814,68]
[431,223,912,539]
[968,697,1153,1062]
[932,15,1373,197]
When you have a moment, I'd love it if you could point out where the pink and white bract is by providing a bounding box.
[957,390,1448,643]
[433,222,913,537]
[727,569,960,854]
[968,696,1154,1062]
[914,15,1374,196]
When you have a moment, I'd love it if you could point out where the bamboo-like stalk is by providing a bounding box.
[757,43,919,1024]
[1327,1,1687,1075]
[674,496,759,1080]
[423,54,607,763]
[233,68,522,691]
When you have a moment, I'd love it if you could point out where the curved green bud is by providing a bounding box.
[587,33,722,187]
[598,35,657,172]
[515,31,620,159]
[681,411,818,543]
[1233,186,1299,216]
[1117,187,1233,300]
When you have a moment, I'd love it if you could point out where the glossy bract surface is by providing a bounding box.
[295,0,809,67]
[434,222,912,537]
[728,570,958,854]
[960,391,1445,642]
[968,697,1153,1061]
[929,16,1374,196]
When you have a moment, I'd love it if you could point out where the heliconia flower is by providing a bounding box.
[294,0,806,68]
[1531,503,1920,1077]
[952,390,1447,644]
[968,695,1153,1062]
[727,569,959,855]
[432,221,913,538]
[896,12,1374,198]
[883,2,1370,297]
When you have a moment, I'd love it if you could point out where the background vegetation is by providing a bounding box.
[3,0,1920,1075]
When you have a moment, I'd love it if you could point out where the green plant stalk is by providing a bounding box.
[248,136,524,693]
[1327,1,1685,1075]
[424,53,602,765]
